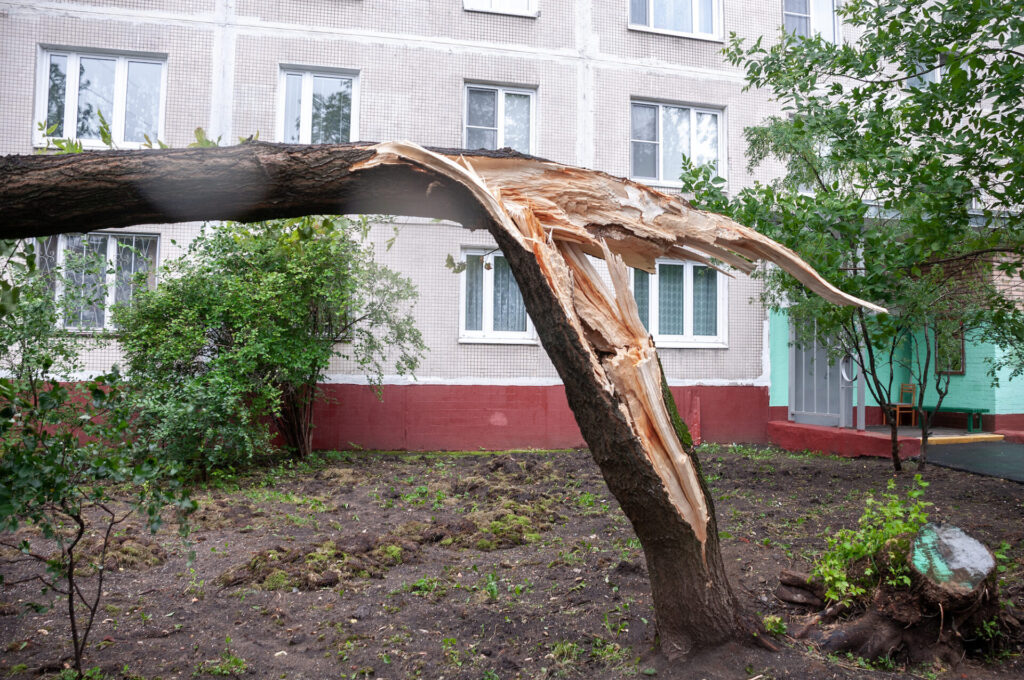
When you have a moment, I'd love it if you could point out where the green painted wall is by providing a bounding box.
[920,339,997,411]
[768,311,1024,415]
[769,310,789,407]
[992,346,1024,414]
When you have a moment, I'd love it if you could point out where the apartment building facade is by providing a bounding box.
[1,0,847,450]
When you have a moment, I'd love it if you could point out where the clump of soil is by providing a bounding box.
[0,446,1021,679]
[90,533,167,571]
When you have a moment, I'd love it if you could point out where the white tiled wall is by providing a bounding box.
[2,0,798,384]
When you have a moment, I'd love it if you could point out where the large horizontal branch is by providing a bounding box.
[0,142,504,238]
[0,141,884,312]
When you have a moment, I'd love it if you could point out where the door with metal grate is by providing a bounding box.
[789,324,853,428]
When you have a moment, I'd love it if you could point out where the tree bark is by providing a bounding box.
[1,141,882,654]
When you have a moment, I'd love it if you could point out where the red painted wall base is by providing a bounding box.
[309,383,770,452]
[767,421,919,459]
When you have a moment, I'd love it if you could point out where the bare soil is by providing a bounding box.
[2,445,1022,680]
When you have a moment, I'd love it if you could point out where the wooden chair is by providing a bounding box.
[894,383,917,427]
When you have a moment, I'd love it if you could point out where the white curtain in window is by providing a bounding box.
[503,92,531,153]
[653,0,693,33]
[783,0,810,36]
[633,269,650,331]
[124,61,162,143]
[464,255,483,331]
[696,0,714,33]
[661,106,691,182]
[692,266,717,336]
[283,74,303,143]
[811,0,836,42]
[492,256,527,332]
[658,263,686,335]
[630,0,648,24]
[693,112,718,170]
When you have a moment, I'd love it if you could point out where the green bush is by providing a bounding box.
[115,216,424,474]
[813,475,931,604]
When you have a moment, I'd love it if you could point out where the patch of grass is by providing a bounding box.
[406,577,444,597]
[551,640,582,664]
[441,637,462,667]
[196,637,247,676]
[590,637,635,673]
[261,569,293,591]
[242,488,327,512]
[374,544,403,565]
[483,571,500,601]
[727,443,775,461]
[762,614,787,636]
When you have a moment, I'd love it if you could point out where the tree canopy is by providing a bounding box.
[680,0,1024,467]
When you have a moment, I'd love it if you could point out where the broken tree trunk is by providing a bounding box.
[0,141,883,654]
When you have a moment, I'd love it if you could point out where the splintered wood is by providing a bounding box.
[359,141,883,546]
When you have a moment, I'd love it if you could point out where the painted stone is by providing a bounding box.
[912,523,994,593]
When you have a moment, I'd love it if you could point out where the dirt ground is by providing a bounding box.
[1,444,1022,680]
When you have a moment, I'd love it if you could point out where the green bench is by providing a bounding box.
[923,406,990,433]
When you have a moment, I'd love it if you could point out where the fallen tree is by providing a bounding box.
[0,140,882,655]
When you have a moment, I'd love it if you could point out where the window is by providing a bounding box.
[783,0,838,42]
[465,85,534,154]
[464,0,538,16]
[37,233,158,330]
[460,249,535,343]
[906,56,945,89]
[935,324,966,375]
[629,0,718,38]
[630,101,721,183]
[278,69,358,144]
[35,49,165,148]
[632,261,728,347]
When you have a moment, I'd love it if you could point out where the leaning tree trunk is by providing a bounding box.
[0,141,883,653]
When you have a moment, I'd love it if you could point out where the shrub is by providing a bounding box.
[115,216,424,474]
[813,475,931,604]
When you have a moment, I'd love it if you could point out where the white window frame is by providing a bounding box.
[782,0,840,43]
[633,260,728,348]
[628,0,722,41]
[629,100,725,186]
[40,232,160,332]
[906,56,945,89]
[33,47,167,150]
[276,67,360,144]
[463,0,539,18]
[463,84,536,154]
[458,248,537,344]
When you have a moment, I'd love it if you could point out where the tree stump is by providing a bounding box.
[811,523,1004,664]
